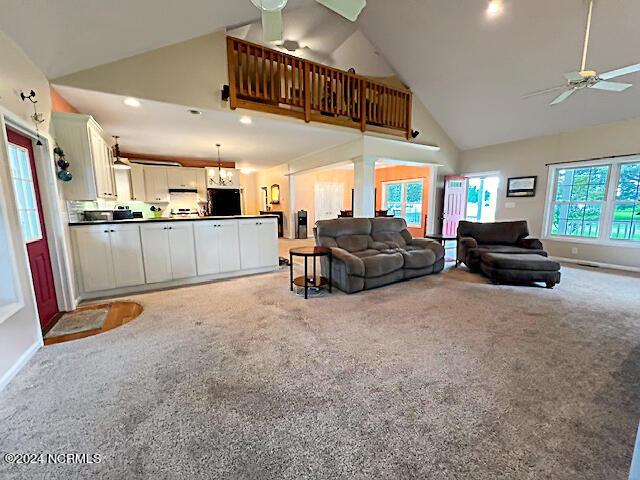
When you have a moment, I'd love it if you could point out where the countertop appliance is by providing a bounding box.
[170,208,199,218]
[207,188,241,216]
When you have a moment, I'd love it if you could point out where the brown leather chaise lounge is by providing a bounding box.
[315,217,445,293]
[457,220,561,288]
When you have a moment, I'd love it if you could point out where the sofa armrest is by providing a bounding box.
[410,238,445,260]
[330,247,365,277]
[517,237,544,250]
[458,236,478,262]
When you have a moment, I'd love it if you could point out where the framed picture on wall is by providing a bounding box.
[507,176,537,197]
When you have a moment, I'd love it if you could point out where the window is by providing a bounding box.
[551,165,609,238]
[8,144,42,243]
[545,157,640,245]
[611,162,640,241]
[383,179,423,227]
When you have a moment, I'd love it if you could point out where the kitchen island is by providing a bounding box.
[70,215,279,300]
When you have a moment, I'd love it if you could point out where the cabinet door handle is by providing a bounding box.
[168,227,173,230]
[104,230,109,233]
[110,230,115,232]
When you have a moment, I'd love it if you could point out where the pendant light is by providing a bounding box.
[112,136,131,170]
[210,143,232,186]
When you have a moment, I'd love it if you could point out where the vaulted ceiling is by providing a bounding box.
[2,0,640,150]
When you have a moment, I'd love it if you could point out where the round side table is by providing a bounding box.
[289,246,332,299]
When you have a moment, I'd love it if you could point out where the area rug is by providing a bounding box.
[44,307,109,339]
[2,265,639,479]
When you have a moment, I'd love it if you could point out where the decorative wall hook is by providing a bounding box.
[20,89,44,145]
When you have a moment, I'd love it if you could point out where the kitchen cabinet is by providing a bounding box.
[238,218,278,270]
[140,222,196,283]
[53,112,116,200]
[144,166,170,203]
[194,220,241,276]
[129,164,146,201]
[73,224,145,292]
[168,168,198,190]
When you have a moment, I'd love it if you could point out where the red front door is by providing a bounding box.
[7,129,59,329]
[442,176,468,237]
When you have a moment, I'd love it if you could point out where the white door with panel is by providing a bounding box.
[140,224,173,283]
[167,223,197,279]
[129,164,146,201]
[238,218,278,270]
[194,221,241,276]
[144,167,170,203]
[108,224,146,287]
[315,182,344,222]
[74,224,145,292]
[74,226,115,292]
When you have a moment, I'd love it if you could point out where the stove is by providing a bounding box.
[170,208,199,218]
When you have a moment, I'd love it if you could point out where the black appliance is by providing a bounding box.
[113,207,133,221]
[207,188,242,216]
[296,210,308,239]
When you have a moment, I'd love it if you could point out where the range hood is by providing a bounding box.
[168,188,198,194]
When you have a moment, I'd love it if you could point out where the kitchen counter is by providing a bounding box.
[69,214,278,226]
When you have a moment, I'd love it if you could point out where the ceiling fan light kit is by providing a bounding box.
[524,0,640,105]
[250,0,367,42]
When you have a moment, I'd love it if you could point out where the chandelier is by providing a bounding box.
[209,144,233,187]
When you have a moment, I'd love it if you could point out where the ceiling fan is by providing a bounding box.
[250,0,367,42]
[524,0,640,105]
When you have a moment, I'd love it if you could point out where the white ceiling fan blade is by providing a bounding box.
[522,85,567,99]
[261,10,283,42]
[315,0,367,22]
[589,81,633,92]
[599,63,640,80]
[564,71,584,82]
[550,89,576,105]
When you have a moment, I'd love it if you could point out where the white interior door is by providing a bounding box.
[315,182,344,222]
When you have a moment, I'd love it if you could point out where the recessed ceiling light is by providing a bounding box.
[240,168,254,175]
[487,0,502,16]
[188,109,202,115]
[240,116,252,125]
[124,97,141,108]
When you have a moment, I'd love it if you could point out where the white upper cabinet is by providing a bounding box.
[144,166,170,203]
[168,168,198,190]
[53,112,116,201]
[129,164,146,202]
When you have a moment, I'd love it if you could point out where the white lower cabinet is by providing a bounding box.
[140,222,196,283]
[238,218,279,270]
[194,220,241,276]
[74,224,144,292]
[73,217,277,297]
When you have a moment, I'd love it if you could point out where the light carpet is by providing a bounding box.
[1,265,639,479]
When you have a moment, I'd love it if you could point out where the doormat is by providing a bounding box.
[45,307,109,339]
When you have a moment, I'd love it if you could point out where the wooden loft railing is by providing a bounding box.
[226,36,413,138]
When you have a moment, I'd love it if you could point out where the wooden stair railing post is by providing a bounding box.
[227,38,238,109]
[360,78,367,132]
[304,62,311,122]
[405,92,413,139]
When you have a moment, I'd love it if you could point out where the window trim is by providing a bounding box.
[381,178,425,228]
[542,155,640,248]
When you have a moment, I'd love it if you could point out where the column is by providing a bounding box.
[352,156,376,218]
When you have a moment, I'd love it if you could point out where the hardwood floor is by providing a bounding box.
[44,302,143,346]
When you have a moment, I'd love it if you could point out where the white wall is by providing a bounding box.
[0,32,49,388]
[460,117,640,269]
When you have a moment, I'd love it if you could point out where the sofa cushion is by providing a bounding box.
[469,245,547,262]
[458,220,529,245]
[360,252,404,277]
[407,238,446,261]
[481,253,560,271]
[336,234,371,253]
[351,249,383,259]
[370,217,412,247]
[400,248,437,269]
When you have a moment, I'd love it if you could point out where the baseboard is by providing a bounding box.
[0,340,42,392]
[551,256,640,273]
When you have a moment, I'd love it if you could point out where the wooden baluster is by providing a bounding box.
[360,79,367,132]
[227,39,238,108]
[405,93,413,139]
[262,48,268,100]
